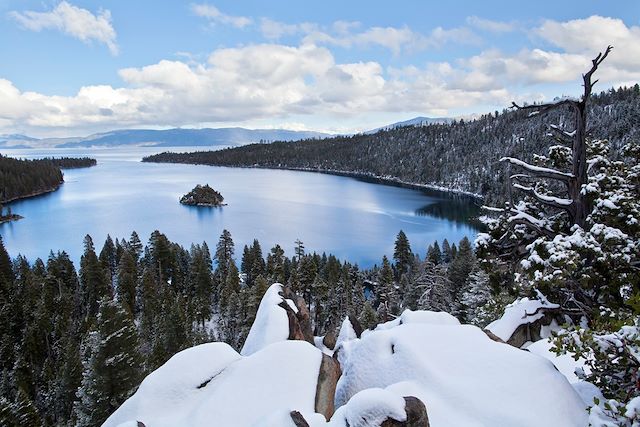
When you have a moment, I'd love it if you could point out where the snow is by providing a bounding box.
[105,340,322,427]
[336,319,587,427]
[486,296,559,342]
[526,338,602,407]
[326,388,407,427]
[513,183,573,206]
[500,157,574,179]
[241,283,291,356]
[374,309,459,332]
[335,317,358,351]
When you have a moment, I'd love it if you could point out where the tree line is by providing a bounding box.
[0,229,485,426]
[0,155,96,203]
[143,85,640,205]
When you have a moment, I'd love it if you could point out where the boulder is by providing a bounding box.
[314,354,342,419]
[381,397,429,427]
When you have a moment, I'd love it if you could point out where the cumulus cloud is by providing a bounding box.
[534,16,640,79]
[0,41,512,134]
[9,1,118,55]
[191,3,252,28]
[2,15,639,135]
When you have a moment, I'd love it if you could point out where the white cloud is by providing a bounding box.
[307,24,480,54]
[9,1,118,55]
[3,15,639,135]
[191,3,252,28]
[466,16,516,33]
[535,16,640,78]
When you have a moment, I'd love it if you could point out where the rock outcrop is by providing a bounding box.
[381,397,430,427]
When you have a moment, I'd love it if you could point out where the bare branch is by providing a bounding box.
[583,46,613,101]
[511,99,579,117]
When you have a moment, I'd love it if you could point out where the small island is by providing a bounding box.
[179,184,225,207]
[0,204,22,224]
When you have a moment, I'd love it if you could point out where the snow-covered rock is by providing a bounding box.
[104,340,322,427]
[374,309,460,331]
[336,319,587,427]
[486,295,560,346]
[241,283,296,356]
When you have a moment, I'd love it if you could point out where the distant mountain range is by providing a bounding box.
[0,116,450,149]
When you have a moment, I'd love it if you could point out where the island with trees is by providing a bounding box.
[179,184,225,207]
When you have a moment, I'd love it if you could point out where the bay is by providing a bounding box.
[0,147,480,267]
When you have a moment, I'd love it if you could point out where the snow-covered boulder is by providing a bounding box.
[241,283,312,356]
[335,319,587,427]
[375,309,460,331]
[486,294,561,347]
[104,340,323,427]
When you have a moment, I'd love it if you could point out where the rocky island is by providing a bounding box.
[179,184,225,207]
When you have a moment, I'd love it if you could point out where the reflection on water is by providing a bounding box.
[415,197,483,228]
[0,147,480,267]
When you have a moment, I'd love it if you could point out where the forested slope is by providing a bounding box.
[144,86,640,204]
[0,156,96,203]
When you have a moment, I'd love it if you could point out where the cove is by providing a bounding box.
[0,147,480,267]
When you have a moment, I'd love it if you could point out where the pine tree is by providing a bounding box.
[266,244,285,284]
[99,235,117,284]
[75,298,140,427]
[128,231,143,261]
[427,241,442,265]
[459,268,492,325]
[442,239,453,263]
[376,256,396,322]
[393,230,412,277]
[359,301,378,331]
[189,243,213,326]
[214,229,235,289]
[116,249,138,316]
[80,235,110,321]
[416,261,453,313]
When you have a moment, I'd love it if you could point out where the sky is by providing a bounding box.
[0,0,639,137]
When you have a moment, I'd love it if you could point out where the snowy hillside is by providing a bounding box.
[105,284,588,427]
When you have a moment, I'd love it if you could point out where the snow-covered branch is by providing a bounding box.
[512,183,573,211]
[500,157,574,182]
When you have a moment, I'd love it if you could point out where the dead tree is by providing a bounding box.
[500,46,613,230]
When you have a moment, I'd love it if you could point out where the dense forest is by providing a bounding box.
[0,229,483,426]
[144,85,640,204]
[0,156,96,203]
[42,158,96,169]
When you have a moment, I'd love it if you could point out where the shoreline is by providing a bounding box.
[1,180,63,204]
[144,159,483,201]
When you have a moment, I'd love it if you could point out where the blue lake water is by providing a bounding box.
[0,147,480,267]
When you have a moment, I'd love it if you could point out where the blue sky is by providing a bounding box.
[0,0,638,137]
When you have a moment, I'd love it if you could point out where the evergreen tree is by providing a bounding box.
[128,231,143,261]
[266,244,285,284]
[116,249,138,316]
[442,239,453,263]
[393,230,412,277]
[214,229,235,290]
[74,298,140,427]
[99,235,117,284]
[359,301,378,331]
[427,241,442,265]
[80,235,110,321]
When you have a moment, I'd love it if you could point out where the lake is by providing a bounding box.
[0,147,480,267]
